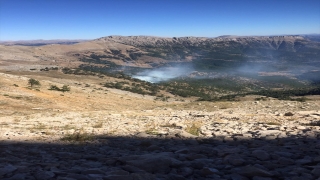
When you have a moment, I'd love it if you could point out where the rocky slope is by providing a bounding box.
[95,35,320,63]
[0,71,320,179]
[97,35,306,50]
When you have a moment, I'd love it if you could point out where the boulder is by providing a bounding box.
[252,150,270,161]
[119,154,182,174]
[237,165,274,177]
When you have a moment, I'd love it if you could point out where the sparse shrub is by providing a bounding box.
[49,85,70,92]
[60,130,95,142]
[294,97,308,102]
[255,97,267,101]
[49,85,60,91]
[28,78,40,88]
[145,128,159,135]
[185,122,202,136]
[61,85,70,92]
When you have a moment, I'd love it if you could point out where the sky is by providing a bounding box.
[0,0,319,41]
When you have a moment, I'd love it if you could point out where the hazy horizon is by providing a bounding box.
[1,33,320,42]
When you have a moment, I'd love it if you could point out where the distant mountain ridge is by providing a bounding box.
[0,39,88,46]
[97,35,305,47]
[95,35,318,54]
[91,35,319,65]
[0,34,319,72]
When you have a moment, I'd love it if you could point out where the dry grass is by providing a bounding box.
[145,128,159,135]
[33,123,47,130]
[218,102,233,109]
[62,124,76,130]
[92,121,103,128]
[185,121,203,136]
[265,121,281,126]
[60,129,95,142]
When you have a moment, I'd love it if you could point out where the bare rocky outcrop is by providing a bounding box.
[96,35,306,50]
[1,86,320,179]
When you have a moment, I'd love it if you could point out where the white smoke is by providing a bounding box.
[132,65,193,83]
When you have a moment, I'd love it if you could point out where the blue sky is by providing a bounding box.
[0,0,319,40]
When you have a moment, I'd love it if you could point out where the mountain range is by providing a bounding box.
[0,35,319,84]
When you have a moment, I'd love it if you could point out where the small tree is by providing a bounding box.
[28,78,40,88]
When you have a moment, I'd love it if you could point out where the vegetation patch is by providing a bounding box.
[62,65,320,102]
[60,130,95,142]
[92,122,103,128]
[28,78,40,88]
[185,121,202,136]
[49,85,70,92]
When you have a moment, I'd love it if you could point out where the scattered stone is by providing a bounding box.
[252,176,273,180]
[311,167,320,177]
[0,165,17,176]
[34,171,55,180]
[284,112,294,116]
[175,130,198,139]
[0,100,319,179]
[120,154,182,174]
[224,155,245,166]
[199,167,219,177]
[252,150,270,161]
[237,165,274,177]
[278,157,295,165]
[229,173,250,180]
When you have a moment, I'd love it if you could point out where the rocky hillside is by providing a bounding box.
[0,71,320,179]
[98,35,307,50]
[94,35,320,64]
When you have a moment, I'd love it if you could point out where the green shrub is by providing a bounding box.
[28,78,40,87]
[49,85,70,92]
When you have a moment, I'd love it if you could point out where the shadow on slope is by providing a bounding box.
[1,134,320,179]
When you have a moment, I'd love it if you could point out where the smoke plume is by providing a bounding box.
[132,65,193,83]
